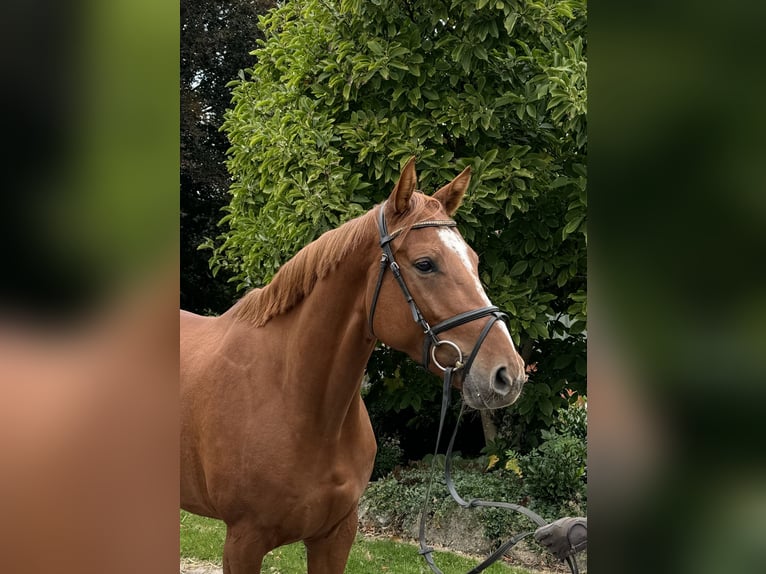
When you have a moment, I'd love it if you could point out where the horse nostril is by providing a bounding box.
[492,367,512,396]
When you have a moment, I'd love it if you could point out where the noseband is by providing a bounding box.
[368,201,509,377]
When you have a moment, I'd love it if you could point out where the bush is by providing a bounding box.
[362,456,574,549]
[519,430,586,504]
[556,394,587,441]
[362,402,587,551]
[514,399,587,508]
[372,435,404,480]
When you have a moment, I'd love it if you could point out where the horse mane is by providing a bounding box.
[232,193,444,328]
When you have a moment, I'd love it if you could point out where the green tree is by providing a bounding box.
[210,0,587,450]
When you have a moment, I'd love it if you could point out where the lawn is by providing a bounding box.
[180,511,537,573]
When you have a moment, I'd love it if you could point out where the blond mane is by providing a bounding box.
[232,194,446,327]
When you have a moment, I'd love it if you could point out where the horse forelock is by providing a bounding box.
[231,193,449,328]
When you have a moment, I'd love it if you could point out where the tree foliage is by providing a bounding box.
[210,0,587,449]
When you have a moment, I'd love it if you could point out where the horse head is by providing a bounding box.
[368,158,527,410]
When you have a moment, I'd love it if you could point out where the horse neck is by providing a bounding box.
[265,244,378,436]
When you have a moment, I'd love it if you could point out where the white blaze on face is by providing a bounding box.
[437,227,517,349]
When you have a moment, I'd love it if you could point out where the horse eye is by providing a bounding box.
[414,259,435,273]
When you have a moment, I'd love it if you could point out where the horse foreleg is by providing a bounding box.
[222,521,269,574]
[305,508,358,574]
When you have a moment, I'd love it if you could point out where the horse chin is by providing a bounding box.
[461,375,523,410]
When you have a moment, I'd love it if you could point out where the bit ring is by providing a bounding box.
[431,340,464,372]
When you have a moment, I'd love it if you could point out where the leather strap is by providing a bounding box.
[369,204,441,338]
[418,371,580,574]
[423,308,508,371]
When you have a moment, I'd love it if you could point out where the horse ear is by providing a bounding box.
[389,156,418,214]
[433,165,471,216]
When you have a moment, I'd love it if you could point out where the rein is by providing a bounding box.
[418,370,580,574]
[368,202,580,574]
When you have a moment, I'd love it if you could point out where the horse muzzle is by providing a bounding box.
[461,363,527,410]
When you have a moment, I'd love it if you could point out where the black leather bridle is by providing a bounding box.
[367,201,581,574]
[368,201,509,376]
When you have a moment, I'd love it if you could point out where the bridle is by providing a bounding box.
[367,201,581,574]
[368,201,508,376]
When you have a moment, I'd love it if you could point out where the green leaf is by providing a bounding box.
[366,40,384,55]
[504,13,519,35]
[408,86,421,106]
[562,216,584,238]
[509,260,528,276]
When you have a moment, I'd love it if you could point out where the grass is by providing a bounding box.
[180,511,537,573]
[180,510,226,562]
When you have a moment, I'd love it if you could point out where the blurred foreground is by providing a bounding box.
[0,1,179,573]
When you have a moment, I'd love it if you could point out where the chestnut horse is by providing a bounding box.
[180,159,527,573]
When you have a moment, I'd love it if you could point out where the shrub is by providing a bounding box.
[515,398,587,507]
[556,393,587,440]
[363,401,587,551]
[519,429,586,504]
[363,456,558,548]
[372,435,404,480]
